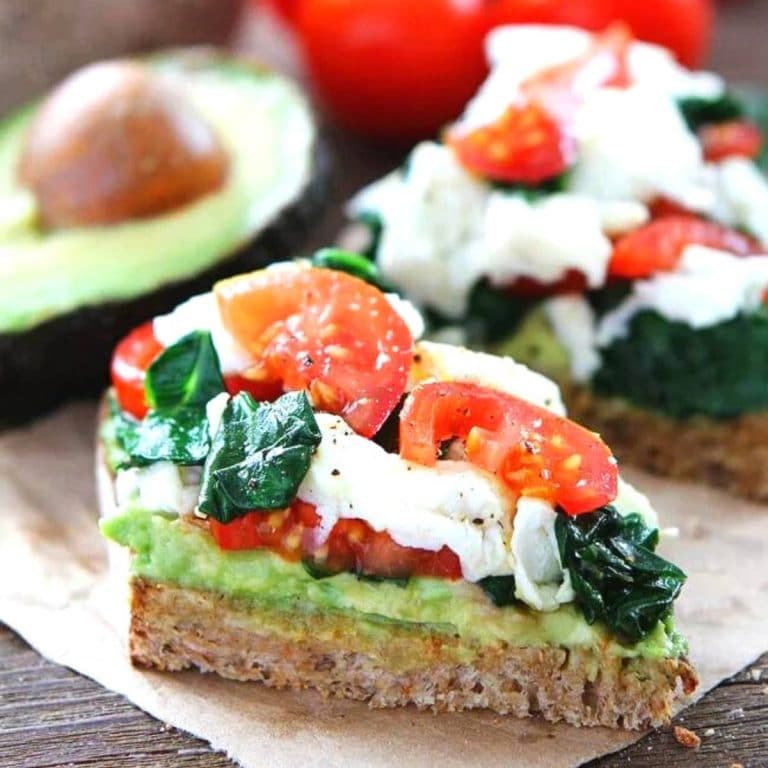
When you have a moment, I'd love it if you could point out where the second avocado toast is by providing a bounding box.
[350,24,768,500]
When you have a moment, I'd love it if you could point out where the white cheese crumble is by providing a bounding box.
[153,292,252,374]
[598,245,768,345]
[510,497,574,611]
[351,143,627,317]
[409,340,566,415]
[297,413,515,583]
[543,295,601,382]
[711,157,768,244]
[115,462,201,518]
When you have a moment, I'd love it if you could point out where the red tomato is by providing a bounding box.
[208,501,319,553]
[700,120,763,163]
[505,269,589,298]
[223,373,284,404]
[448,24,630,183]
[215,266,413,438]
[610,215,759,278]
[449,103,575,184]
[209,502,463,580]
[399,382,618,515]
[294,0,491,141]
[110,322,164,419]
[258,0,300,25]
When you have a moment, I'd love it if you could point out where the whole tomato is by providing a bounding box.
[292,0,714,141]
[294,0,492,141]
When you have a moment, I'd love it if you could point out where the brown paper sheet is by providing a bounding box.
[0,403,766,767]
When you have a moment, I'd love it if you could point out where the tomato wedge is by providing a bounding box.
[209,502,463,580]
[215,266,413,438]
[699,120,763,163]
[110,321,165,419]
[399,381,617,515]
[448,103,575,184]
[609,215,760,279]
[448,24,632,184]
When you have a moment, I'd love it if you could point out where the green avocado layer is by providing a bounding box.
[101,506,687,661]
[0,55,315,333]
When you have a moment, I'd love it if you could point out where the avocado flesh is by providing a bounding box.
[0,55,317,334]
[492,307,571,383]
[101,506,687,661]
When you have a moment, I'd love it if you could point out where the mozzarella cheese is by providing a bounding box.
[543,295,601,382]
[115,462,201,518]
[510,497,574,611]
[297,413,515,583]
[153,292,252,374]
[351,145,625,317]
[598,245,768,345]
[410,340,566,415]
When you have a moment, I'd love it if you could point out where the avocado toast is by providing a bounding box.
[100,253,696,729]
[349,24,768,500]
[0,49,326,426]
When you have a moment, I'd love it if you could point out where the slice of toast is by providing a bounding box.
[99,449,698,730]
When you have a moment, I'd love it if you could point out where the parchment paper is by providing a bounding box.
[1,403,766,768]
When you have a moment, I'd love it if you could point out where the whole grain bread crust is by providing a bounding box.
[129,578,697,730]
[565,385,768,501]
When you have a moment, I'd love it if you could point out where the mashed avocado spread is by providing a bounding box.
[102,506,687,661]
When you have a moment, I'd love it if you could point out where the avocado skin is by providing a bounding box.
[0,143,330,428]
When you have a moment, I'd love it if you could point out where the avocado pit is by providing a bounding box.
[17,60,229,229]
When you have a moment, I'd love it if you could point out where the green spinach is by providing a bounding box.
[146,331,225,410]
[112,331,225,468]
[555,506,686,642]
[199,391,322,523]
[311,247,393,292]
[478,575,518,607]
[593,307,768,419]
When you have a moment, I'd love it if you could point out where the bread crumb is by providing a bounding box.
[730,763,744,768]
[673,725,701,749]
[702,727,715,737]
[748,668,762,681]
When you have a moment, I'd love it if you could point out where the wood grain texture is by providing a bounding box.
[2,1,768,766]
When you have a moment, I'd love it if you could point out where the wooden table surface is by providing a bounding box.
[3,2,768,766]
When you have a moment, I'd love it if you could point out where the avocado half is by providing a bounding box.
[0,48,329,427]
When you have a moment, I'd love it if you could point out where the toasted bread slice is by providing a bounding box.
[99,446,697,730]
[127,576,697,729]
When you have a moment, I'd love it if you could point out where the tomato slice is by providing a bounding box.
[504,269,589,298]
[110,321,165,419]
[399,381,618,515]
[215,266,413,438]
[699,120,763,163]
[609,215,760,279]
[448,24,632,184]
[209,502,463,580]
[448,102,575,184]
